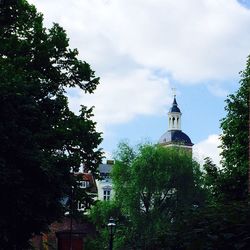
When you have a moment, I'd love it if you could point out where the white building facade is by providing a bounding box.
[96,161,115,201]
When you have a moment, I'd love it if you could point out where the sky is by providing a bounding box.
[29,0,250,166]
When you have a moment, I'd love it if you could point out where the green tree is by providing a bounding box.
[0,1,102,248]
[202,157,221,202]
[111,142,204,250]
[163,201,250,250]
[220,55,249,201]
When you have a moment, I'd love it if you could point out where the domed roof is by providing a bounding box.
[169,97,181,113]
[158,130,193,146]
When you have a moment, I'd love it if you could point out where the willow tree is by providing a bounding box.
[112,143,204,249]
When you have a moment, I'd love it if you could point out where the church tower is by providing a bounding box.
[158,95,193,153]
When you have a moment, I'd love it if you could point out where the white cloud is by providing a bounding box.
[27,0,248,161]
[68,69,171,132]
[193,134,222,167]
[107,0,250,83]
[30,0,250,83]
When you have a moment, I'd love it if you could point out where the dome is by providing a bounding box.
[158,130,193,146]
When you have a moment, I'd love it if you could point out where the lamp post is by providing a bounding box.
[69,185,74,250]
[107,217,116,250]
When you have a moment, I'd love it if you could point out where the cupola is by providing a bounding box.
[159,95,194,152]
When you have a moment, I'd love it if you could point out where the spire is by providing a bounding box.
[169,96,181,113]
[172,87,176,98]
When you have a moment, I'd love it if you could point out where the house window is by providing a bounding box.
[79,181,89,188]
[103,189,111,201]
[77,201,84,211]
[77,200,90,211]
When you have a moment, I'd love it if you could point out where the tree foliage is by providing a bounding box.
[162,201,250,250]
[219,55,249,201]
[110,143,204,249]
[0,1,102,248]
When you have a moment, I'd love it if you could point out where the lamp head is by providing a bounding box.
[107,217,116,235]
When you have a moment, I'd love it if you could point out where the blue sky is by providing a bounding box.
[30,0,250,166]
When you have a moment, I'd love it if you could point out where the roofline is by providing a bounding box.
[168,111,182,114]
[159,141,194,147]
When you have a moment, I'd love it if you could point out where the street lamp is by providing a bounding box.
[107,217,116,250]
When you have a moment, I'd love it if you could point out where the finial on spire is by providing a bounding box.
[171,87,176,98]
